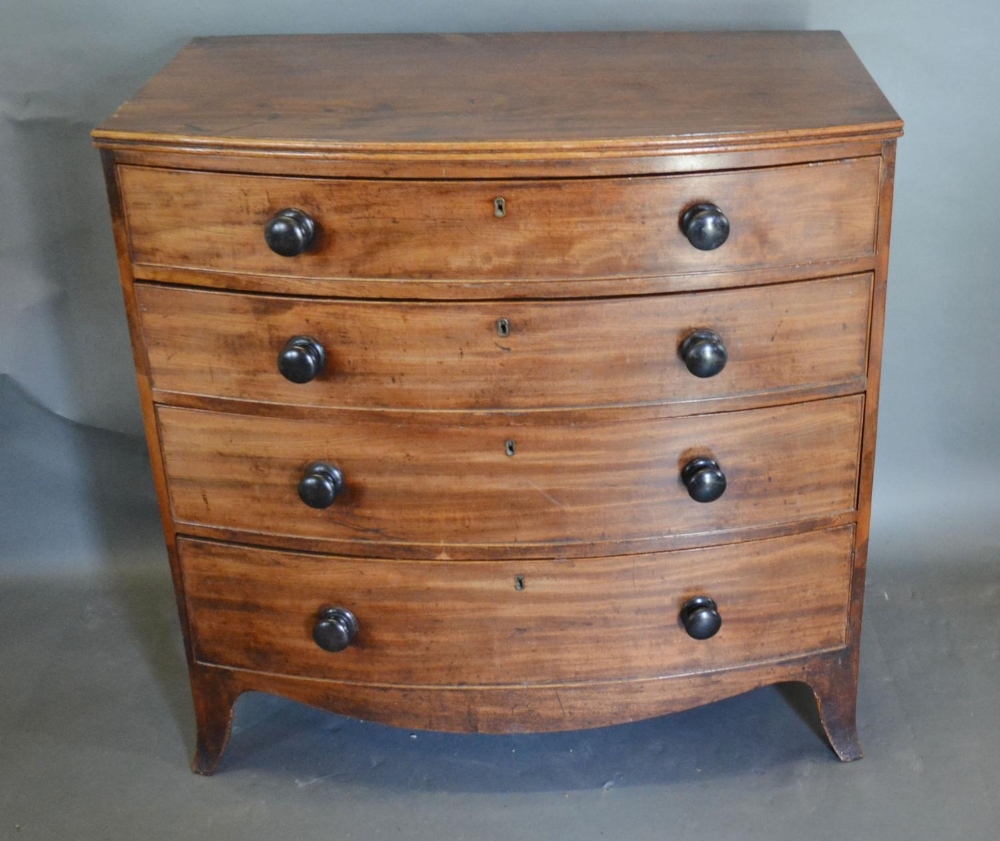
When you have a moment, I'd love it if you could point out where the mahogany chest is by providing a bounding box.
[93,31,902,773]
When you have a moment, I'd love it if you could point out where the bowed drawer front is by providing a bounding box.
[180,527,855,691]
[136,274,872,411]
[120,159,880,283]
[157,397,863,554]
[94,31,901,773]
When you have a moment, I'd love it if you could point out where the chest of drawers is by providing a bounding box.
[93,31,902,774]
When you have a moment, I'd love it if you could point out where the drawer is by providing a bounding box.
[120,158,880,283]
[138,274,871,411]
[180,526,854,686]
[158,396,863,553]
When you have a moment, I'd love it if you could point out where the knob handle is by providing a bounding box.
[679,329,728,378]
[313,607,359,652]
[680,203,730,251]
[680,596,722,640]
[298,462,344,509]
[681,456,727,503]
[278,335,327,383]
[265,208,316,257]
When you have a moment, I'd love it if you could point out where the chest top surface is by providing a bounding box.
[93,31,901,158]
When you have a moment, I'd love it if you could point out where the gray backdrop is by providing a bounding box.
[2,1,997,567]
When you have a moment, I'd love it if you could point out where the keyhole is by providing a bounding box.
[514,575,525,591]
[505,439,516,457]
[497,318,511,338]
[494,197,507,218]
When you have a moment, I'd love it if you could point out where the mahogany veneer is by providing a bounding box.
[157,397,864,555]
[119,159,880,282]
[94,31,902,773]
[136,274,872,411]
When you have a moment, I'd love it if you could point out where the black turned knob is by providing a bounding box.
[680,596,722,640]
[264,208,316,257]
[278,336,327,383]
[680,203,730,251]
[679,329,728,378]
[313,607,359,652]
[681,456,727,503]
[298,462,344,509]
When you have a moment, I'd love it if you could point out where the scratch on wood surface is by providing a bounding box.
[524,479,566,509]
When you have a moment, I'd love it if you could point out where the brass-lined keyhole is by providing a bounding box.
[496,318,511,338]
[494,196,507,218]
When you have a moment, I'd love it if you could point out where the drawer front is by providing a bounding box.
[138,274,871,410]
[158,396,863,551]
[121,158,879,282]
[180,526,854,686]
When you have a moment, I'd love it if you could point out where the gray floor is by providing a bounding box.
[2,375,999,840]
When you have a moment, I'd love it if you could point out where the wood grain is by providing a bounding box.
[824,138,900,763]
[157,396,863,552]
[128,256,879,300]
[103,138,890,181]
[93,33,901,159]
[138,274,871,411]
[181,526,853,687]
[98,149,200,672]
[120,158,880,283]
[187,649,857,772]
[93,31,901,769]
